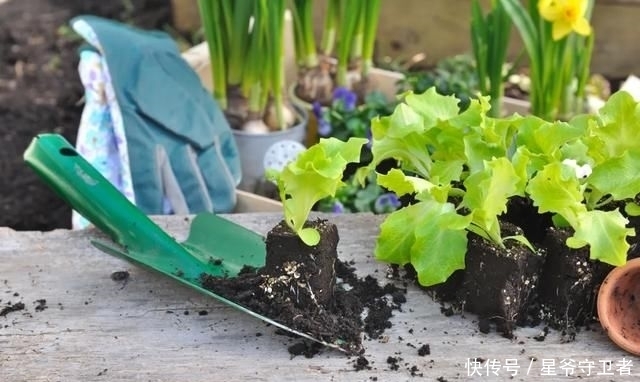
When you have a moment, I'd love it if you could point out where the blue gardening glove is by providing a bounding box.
[71,16,241,217]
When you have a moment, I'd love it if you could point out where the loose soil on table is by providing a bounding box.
[201,219,407,356]
[0,0,171,231]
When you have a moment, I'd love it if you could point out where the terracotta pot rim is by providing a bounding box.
[597,257,640,356]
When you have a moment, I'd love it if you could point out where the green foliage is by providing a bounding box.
[470,0,512,117]
[267,137,368,246]
[523,91,640,266]
[313,89,399,214]
[500,0,595,121]
[363,87,640,287]
[397,55,480,112]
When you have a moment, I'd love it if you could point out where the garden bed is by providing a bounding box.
[0,0,170,231]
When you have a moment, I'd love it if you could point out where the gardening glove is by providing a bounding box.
[70,16,241,229]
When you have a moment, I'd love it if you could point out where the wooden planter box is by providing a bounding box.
[502,96,530,116]
[234,190,282,213]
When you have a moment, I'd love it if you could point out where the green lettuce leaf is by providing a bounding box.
[566,209,633,266]
[593,91,640,159]
[273,137,368,245]
[588,150,640,201]
[370,114,433,178]
[462,157,522,244]
[404,88,461,128]
[527,161,586,227]
[377,168,432,196]
[375,200,471,286]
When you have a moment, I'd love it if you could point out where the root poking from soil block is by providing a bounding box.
[458,222,544,337]
[263,219,337,307]
[200,219,406,356]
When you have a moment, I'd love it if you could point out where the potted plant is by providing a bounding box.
[200,136,409,355]
[500,0,595,121]
[290,0,383,105]
[197,0,308,193]
[518,90,640,329]
[288,0,403,146]
[353,88,543,335]
[352,86,640,336]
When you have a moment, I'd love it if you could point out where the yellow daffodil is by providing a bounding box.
[538,0,592,40]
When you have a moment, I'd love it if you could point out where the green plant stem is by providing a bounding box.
[336,0,362,86]
[321,0,340,56]
[244,0,269,114]
[471,0,488,95]
[574,1,595,112]
[268,0,287,129]
[198,0,227,110]
[361,0,381,78]
[227,0,254,87]
[574,32,594,113]
[291,0,318,69]
[350,6,365,63]
[502,0,594,121]
[290,0,305,66]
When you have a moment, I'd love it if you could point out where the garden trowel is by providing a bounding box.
[23,133,341,351]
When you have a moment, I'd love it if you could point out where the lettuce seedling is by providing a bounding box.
[267,137,368,246]
[521,91,640,266]
[362,88,532,286]
[365,88,640,287]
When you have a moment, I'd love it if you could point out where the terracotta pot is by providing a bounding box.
[597,257,640,355]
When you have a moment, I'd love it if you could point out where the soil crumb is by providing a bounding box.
[201,258,407,356]
[0,301,25,317]
[353,355,371,371]
[417,344,431,356]
[34,299,48,312]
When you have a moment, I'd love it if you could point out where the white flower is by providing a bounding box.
[562,159,592,179]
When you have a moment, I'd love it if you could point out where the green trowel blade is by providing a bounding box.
[23,133,342,351]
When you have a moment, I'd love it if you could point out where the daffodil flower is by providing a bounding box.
[538,0,592,40]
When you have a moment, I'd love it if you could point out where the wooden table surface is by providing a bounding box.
[1,212,638,381]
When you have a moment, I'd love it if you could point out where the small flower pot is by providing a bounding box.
[232,104,308,194]
[597,257,640,356]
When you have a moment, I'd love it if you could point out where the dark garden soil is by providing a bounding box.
[201,219,407,356]
[398,201,640,343]
[0,0,171,231]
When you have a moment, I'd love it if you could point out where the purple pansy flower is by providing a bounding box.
[374,193,401,214]
[312,101,332,136]
[332,200,345,214]
[312,101,323,120]
[332,87,357,111]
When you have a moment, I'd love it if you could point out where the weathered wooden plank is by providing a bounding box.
[1,213,638,381]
